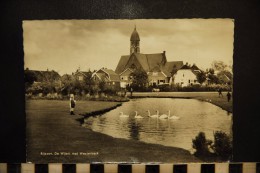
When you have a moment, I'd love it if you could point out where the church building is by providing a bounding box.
[115,26,183,88]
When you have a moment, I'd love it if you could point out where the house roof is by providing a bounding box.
[191,64,200,71]
[162,61,183,76]
[147,71,167,78]
[61,74,72,79]
[74,71,91,77]
[120,68,134,76]
[180,64,191,70]
[96,68,120,81]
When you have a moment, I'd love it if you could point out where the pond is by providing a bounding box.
[83,98,232,152]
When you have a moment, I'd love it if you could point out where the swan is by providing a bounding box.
[159,112,168,119]
[147,110,160,118]
[134,111,144,119]
[119,112,129,118]
[166,110,180,120]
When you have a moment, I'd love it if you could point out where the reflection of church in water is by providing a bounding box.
[115,26,184,87]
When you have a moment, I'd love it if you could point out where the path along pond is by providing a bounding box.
[83,98,232,152]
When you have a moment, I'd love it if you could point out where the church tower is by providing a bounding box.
[130,26,140,54]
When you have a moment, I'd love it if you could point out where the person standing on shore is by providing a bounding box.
[227,91,231,102]
[130,87,133,97]
[70,94,76,115]
[218,88,223,97]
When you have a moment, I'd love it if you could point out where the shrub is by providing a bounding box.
[211,131,232,160]
[192,132,213,157]
[158,84,171,92]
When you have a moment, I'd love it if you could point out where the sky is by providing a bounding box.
[23,19,234,75]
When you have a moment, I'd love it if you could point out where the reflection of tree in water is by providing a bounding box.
[128,119,140,140]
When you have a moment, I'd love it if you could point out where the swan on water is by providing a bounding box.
[119,112,129,118]
[159,112,168,119]
[134,111,144,119]
[166,110,180,120]
[147,110,160,118]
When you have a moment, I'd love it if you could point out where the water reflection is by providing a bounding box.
[83,98,232,151]
[128,119,140,140]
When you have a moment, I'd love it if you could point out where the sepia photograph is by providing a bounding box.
[23,19,234,163]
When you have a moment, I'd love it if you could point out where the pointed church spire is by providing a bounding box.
[130,25,140,54]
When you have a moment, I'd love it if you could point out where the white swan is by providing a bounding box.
[166,110,180,120]
[119,112,129,118]
[147,110,160,118]
[159,112,168,119]
[134,111,144,119]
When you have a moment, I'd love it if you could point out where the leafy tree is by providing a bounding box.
[208,73,219,84]
[98,77,107,93]
[83,70,94,93]
[197,71,207,84]
[60,74,73,95]
[192,132,213,157]
[211,131,232,160]
[24,70,37,89]
[130,68,148,91]
[211,61,228,72]
[211,61,233,86]
[208,68,215,75]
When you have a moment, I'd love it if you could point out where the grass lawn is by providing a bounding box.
[26,100,199,163]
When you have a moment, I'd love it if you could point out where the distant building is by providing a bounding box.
[74,70,91,81]
[173,63,201,87]
[92,68,120,89]
[115,27,183,88]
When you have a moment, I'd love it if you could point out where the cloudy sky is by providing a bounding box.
[23,19,234,75]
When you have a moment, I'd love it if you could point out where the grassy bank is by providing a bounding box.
[130,92,232,113]
[26,100,199,163]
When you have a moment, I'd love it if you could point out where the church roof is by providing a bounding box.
[115,55,130,74]
[130,27,140,41]
[115,53,165,74]
[146,53,166,70]
[115,53,183,77]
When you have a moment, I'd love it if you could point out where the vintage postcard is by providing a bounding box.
[23,19,233,163]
